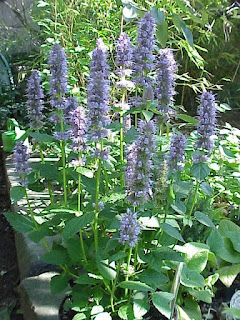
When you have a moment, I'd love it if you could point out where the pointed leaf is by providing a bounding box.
[151,292,175,319]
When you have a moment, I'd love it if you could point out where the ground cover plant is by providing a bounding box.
[5,8,240,320]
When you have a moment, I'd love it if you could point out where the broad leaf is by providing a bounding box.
[194,211,215,228]
[50,273,69,294]
[118,281,154,292]
[10,186,25,203]
[177,298,201,320]
[218,264,240,287]
[42,248,69,265]
[177,114,198,125]
[180,265,205,288]
[190,163,210,181]
[161,223,185,243]
[156,21,168,48]
[28,131,56,143]
[151,292,174,319]
[97,258,116,280]
[4,212,34,233]
[133,292,150,318]
[76,167,94,178]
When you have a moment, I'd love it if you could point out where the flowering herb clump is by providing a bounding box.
[119,208,141,247]
[126,120,156,206]
[87,39,110,145]
[26,70,44,130]
[156,49,177,113]
[133,12,155,86]
[195,91,216,161]
[13,141,31,186]
[168,133,187,172]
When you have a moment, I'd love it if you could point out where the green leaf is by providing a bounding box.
[95,312,112,320]
[118,281,154,292]
[28,131,55,143]
[180,21,194,47]
[118,305,129,320]
[72,314,87,320]
[122,3,138,22]
[151,292,175,319]
[151,7,164,25]
[138,269,168,288]
[42,248,69,265]
[40,163,59,180]
[76,167,94,178]
[218,264,240,287]
[62,212,94,242]
[190,163,210,181]
[66,238,82,263]
[109,251,126,263]
[4,212,34,233]
[173,181,192,199]
[223,308,240,318]
[142,110,153,122]
[91,305,104,316]
[133,292,150,318]
[171,200,186,215]
[187,288,212,304]
[156,21,168,48]
[177,114,198,125]
[28,226,54,243]
[161,223,185,243]
[180,265,205,288]
[10,186,25,203]
[75,274,102,285]
[124,127,139,143]
[199,182,213,196]
[96,258,116,280]
[194,211,215,228]
[177,298,201,320]
[50,273,69,294]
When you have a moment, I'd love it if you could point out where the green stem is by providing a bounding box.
[125,246,133,297]
[60,113,68,206]
[158,183,171,243]
[110,259,122,312]
[187,180,199,221]
[39,146,54,205]
[120,89,125,189]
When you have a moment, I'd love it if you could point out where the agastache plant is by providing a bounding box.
[119,208,141,247]
[126,120,156,207]
[70,105,88,153]
[194,91,216,162]
[14,141,31,187]
[168,133,187,172]
[26,70,44,130]
[156,48,177,114]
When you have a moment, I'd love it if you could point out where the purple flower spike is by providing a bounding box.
[70,105,88,153]
[116,32,133,77]
[156,49,177,112]
[168,133,187,172]
[26,70,44,130]
[126,120,156,207]
[49,43,68,100]
[87,39,110,144]
[14,141,31,186]
[119,208,141,247]
[195,91,216,155]
[133,12,155,86]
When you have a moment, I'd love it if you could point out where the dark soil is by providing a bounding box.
[0,141,23,319]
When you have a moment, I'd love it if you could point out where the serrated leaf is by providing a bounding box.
[10,186,25,203]
[194,211,215,228]
[142,110,153,122]
[181,265,205,288]
[173,181,193,199]
[190,163,210,181]
[124,127,139,143]
[42,248,69,265]
[156,21,168,48]
[177,114,198,125]
[50,273,69,294]
[118,281,154,292]
[28,131,55,143]
[76,167,94,178]
[218,264,240,287]
[62,212,94,242]
[151,292,175,319]
[161,223,185,243]
[4,212,34,233]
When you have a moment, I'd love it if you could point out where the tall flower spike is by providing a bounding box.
[49,43,68,110]
[87,38,110,143]
[156,49,177,113]
[70,105,88,153]
[133,12,155,86]
[26,70,44,130]
[119,208,141,247]
[116,32,133,77]
[14,141,31,187]
[168,133,187,172]
[126,120,156,207]
[195,91,216,161]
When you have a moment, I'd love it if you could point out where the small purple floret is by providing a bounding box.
[168,133,187,172]
[119,208,141,247]
[13,141,31,186]
[70,105,88,153]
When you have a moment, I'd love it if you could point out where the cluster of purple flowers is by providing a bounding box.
[133,12,155,86]
[87,39,110,143]
[70,105,88,153]
[195,91,216,160]
[168,133,187,172]
[156,49,177,113]
[119,208,141,247]
[126,120,156,206]
[116,32,133,77]
[26,70,44,130]
[14,141,31,187]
